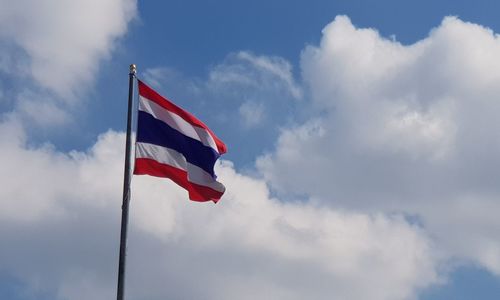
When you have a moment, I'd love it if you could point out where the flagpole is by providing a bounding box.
[117,64,136,300]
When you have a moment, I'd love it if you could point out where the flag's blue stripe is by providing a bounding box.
[136,111,219,177]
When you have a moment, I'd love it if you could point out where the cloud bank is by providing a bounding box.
[0,125,439,300]
[259,15,500,276]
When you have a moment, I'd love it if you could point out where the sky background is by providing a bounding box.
[1,0,500,299]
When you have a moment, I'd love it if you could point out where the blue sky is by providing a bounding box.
[1,0,500,299]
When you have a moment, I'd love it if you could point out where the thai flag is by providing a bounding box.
[134,80,227,202]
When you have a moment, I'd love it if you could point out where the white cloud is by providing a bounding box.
[0,123,440,300]
[0,0,137,99]
[236,51,303,99]
[259,15,500,275]
[208,51,302,100]
[238,100,265,127]
[143,52,302,106]
[0,0,137,136]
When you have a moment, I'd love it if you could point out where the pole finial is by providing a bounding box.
[129,64,137,75]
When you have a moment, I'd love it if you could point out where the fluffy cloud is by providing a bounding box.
[0,123,439,300]
[0,0,137,99]
[259,16,500,275]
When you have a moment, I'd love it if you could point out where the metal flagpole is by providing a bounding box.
[117,64,136,300]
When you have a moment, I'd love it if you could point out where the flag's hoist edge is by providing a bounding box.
[134,80,227,202]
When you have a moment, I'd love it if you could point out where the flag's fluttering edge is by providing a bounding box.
[134,80,227,202]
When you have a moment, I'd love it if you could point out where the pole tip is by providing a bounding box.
[129,64,137,75]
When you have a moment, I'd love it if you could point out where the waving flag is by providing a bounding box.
[134,80,227,202]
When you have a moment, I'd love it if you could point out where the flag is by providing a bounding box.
[134,80,227,202]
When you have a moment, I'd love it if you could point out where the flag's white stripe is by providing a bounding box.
[136,141,186,170]
[139,95,219,153]
[135,142,225,193]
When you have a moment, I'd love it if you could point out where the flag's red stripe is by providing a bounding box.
[138,80,227,154]
[134,158,224,203]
